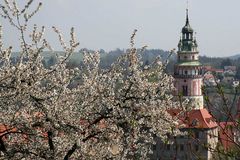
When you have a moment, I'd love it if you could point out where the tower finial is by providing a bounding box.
[186,0,189,25]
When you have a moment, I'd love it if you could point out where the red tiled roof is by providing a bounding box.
[204,67,224,73]
[203,66,212,70]
[168,108,218,129]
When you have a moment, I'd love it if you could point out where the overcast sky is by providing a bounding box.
[2,0,240,57]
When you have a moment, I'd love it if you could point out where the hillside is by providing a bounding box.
[228,54,240,60]
[11,49,240,72]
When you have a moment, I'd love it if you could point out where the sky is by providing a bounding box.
[1,0,240,57]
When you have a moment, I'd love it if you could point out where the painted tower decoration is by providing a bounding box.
[174,9,204,109]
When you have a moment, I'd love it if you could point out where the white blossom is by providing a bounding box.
[0,1,180,159]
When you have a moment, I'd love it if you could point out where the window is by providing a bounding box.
[180,144,184,151]
[192,70,195,75]
[209,134,212,139]
[185,70,188,75]
[195,145,199,152]
[179,69,182,75]
[192,56,194,60]
[184,56,187,60]
[195,132,199,139]
[182,86,188,96]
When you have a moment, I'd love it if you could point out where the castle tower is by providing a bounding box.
[151,9,219,160]
[174,9,204,109]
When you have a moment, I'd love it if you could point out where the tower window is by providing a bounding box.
[180,144,184,151]
[182,86,188,96]
[192,56,194,60]
[179,69,182,75]
[184,70,188,75]
[184,56,187,60]
[192,70,195,75]
[195,145,199,152]
[195,132,199,139]
[209,134,213,139]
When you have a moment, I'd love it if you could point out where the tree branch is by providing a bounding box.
[47,131,54,151]
[63,143,77,160]
[64,131,102,160]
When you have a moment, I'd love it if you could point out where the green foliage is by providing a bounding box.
[221,58,233,68]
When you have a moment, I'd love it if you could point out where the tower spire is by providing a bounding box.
[186,1,189,26]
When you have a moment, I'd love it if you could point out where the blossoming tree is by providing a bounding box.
[0,1,179,159]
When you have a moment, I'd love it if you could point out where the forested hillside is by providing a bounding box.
[11,49,240,74]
